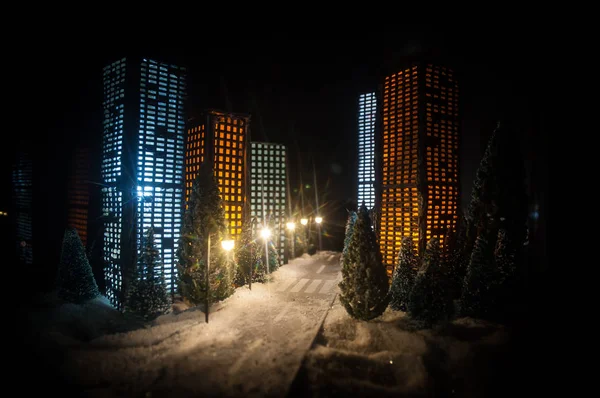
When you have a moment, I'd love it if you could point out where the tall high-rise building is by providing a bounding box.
[250,141,287,264]
[67,146,90,247]
[102,57,187,309]
[377,63,460,275]
[357,93,377,210]
[185,110,249,241]
[12,149,33,264]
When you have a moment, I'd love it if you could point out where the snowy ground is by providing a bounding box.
[21,251,529,397]
[23,251,341,397]
[290,295,527,397]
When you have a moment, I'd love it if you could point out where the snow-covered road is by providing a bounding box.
[62,251,341,397]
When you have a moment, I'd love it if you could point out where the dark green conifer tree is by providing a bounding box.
[125,228,170,320]
[389,237,418,311]
[56,227,100,303]
[338,205,389,321]
[177,163,233,306]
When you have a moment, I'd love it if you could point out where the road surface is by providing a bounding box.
[65,252,342,397]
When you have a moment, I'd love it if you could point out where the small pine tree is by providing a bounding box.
[389,237,418,311]
[459,227,498,319]
[267,240,279,273]
[340,210,357,265]
[177,163,234,306]
[443,215,468,300]
[408,238,448,326]
[56,227,100,303]
[338,204,389,321]
[465,121,528,266]
[125,228,170,321]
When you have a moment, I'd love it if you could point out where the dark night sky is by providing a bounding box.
[2,28,546,251]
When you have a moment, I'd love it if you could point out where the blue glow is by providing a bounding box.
[357,92,376,210]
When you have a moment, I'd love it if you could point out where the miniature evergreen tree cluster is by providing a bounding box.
[408,238,449,325]
[56,227,100,303]
[338,205,389,321]
[340,210,357,265]
[389,237,418,311]
[234,221,267,286]
[124,228,170,321]
[460,121,528,321]
[177,163,234,306]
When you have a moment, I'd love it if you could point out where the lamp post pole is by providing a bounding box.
[249,217,256,291]
[205,233,211,324]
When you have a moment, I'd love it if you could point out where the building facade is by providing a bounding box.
[357,92,377,210]
[102,57,187,309]
[12,150,33,264]
[185,110,249,241]
[67,146,90,247]
[377,63,460,275]
[250,141,287,264]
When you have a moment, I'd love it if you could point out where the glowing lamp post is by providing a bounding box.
[286,221,296,260]
[300,218,308,226]
[261,227,272,274]
[221,239,235,252]
[315,216,323,252]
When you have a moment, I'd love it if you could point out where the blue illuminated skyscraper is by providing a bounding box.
[357,92,377,210]
[101,57,187,309]
[250,141,287,264]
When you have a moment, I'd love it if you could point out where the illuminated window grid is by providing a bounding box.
[101,57,187,307]
[185,125,205,204]
[380,66,420,274]
[357,92,376,210]
[102,58,127,305]
[214,116,246,240]
[250,142,287,263]
[424,64,460,249]
[185,114,247,241]
[136,58,186,298]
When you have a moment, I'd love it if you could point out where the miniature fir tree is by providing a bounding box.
[465,121,528,262]
[340,210,357,265]
[124,228,170,321]
[56,227,100,303]
[177,162,233,306]
[389,237,418,311]
[338,204,389,321]
[459,228,498,319]
[408,238,448,326]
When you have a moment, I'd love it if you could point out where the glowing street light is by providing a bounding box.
[286,222,296,231]
[300,218,308,226]
[221,239,235,252]
[315,216,323,252]
[260,227,272,240]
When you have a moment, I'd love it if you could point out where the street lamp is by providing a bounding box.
[286,221,296,260]
[260,227,272,274]
[315,216,323,252]
[300,218,308,226]
[221,239,235,252]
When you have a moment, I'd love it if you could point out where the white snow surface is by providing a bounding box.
[28,251,341,397]
[26,250,516,397]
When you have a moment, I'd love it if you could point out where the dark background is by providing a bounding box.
[1,28,546,291]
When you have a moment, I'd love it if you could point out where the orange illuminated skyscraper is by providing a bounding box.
[377,63,460,275]
[185,110,250,240]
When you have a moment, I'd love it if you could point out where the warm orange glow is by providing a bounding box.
[185,111,249,238]
[379,64,459,272]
